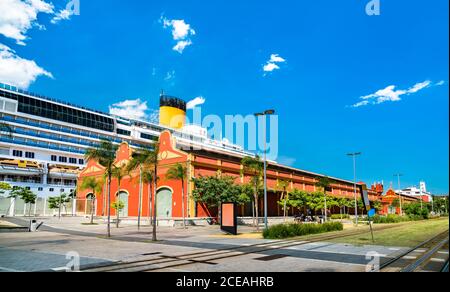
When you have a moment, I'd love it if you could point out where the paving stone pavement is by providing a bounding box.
[0,216,408,272]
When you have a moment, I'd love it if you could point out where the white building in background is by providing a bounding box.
[397,181,433,203]
[0,82,250,216]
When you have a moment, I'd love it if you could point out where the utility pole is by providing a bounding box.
[347,152,362,226]
[255,110,275,230]
[394,174,404,216]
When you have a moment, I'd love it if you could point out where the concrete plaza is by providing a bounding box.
[0,217,406,272]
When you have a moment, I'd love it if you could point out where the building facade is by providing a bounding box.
[78,130,382,221]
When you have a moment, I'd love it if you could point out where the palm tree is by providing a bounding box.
[112,164,129,228]
[85,140,118,237]
[128,148,158,231]
[277,180,290,221]
[166,163,188,229]
[143,170,155,226]
[315,176,333,222]
[80,177,103,224]
[128,140,159,241]
[241,156,263,231]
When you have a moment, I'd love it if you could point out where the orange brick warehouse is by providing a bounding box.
[77,131,384,222]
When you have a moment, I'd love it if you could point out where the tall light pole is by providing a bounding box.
[394,174,404,216]
[347,152,362,226]
[255,109,275,230]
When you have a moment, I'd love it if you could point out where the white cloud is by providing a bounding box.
[0,0,54,45]
[173,40,192,54]
[186,96,205,109]
[269,54,286,63]
[436,80,446,86]
[263,53,286,74]
[263,62,280,72]
[0,43,53,89]
[161,17,196,54]
[109,99,149,121]
[51,8,73,24]
[352,80,436,108]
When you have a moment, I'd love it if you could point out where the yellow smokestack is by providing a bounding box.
[159,94,186,129]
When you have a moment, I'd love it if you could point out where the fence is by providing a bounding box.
[0,197,77,217]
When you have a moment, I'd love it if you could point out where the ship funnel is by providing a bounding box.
[159,94,186,129]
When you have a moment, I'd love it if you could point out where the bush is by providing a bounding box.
[372,214,429,224]
[331,214,350,220]
[263,222,344,239]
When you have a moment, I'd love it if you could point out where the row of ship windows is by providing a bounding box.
[0,90,115,132]
[19,186,75,193]
[51,155,84,165]
[12,150,84,165]
[1,115,153,149]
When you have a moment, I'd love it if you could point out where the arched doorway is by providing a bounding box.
[117,191,129,218]
[157,188,173,218]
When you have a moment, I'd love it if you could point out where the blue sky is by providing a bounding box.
[0,0,448,193]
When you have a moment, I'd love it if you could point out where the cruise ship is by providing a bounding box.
[0,82,250,203]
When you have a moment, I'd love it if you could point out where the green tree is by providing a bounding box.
[166,163,188,229]
[432,196,449,215]
[111,201,125,223]
[10,187,37,216]
[80,177,103,224]
[85,139,118,237]
[0,182,11,195]
[112,164,129,228]
[192,175,249,223]
[241,156,264,230]
[337,198,349,219]
[288,190,309,214]
[372,200,383,213]
[48,193,71,217]
[315,177,333,222]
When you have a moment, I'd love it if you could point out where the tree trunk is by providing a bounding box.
[218,202,222,225]
[252,200,255,227]
[283,191,287,222]
[324,194,328,222]
[254,194,259,231]
[181,179,186,229]
[152,165,158,242]
[137,166,143,231]
[148,182,152,226]
[116,181,120,229]
[107,174,111,238]
[90,197,95,225]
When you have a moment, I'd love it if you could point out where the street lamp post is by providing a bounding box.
[255,110,275,230]
[394,174,404,216]
[347,152,362,226]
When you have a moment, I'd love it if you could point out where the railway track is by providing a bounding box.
[79,223,409,272]
[379,230,449,272]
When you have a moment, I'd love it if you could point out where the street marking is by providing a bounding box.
[403,256,417,260]
[438,251,449,255]
[430,258,446,263]
[415,249,427,253]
